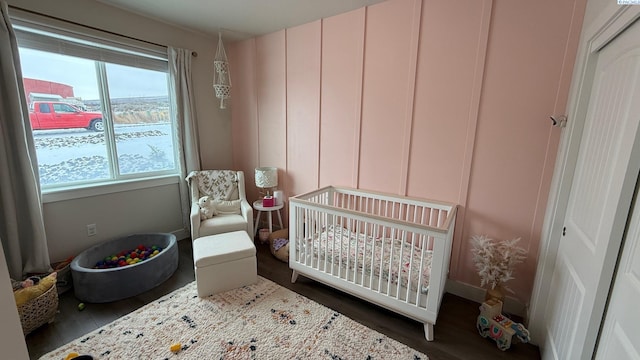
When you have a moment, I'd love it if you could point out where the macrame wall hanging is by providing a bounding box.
[213,32,231,109]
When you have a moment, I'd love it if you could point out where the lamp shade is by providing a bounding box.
[255,167,278,188]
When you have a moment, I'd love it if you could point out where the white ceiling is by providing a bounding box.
[96,0,386,41]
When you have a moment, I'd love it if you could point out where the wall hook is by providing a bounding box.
[550,115,568,128]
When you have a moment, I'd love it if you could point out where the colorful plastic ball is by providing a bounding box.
[94,245,165,268]
[64,352,80,360]
[170,343,181,353]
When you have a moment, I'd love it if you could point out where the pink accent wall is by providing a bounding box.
[229,0,587,303]
[458,0,586,299]
[256,31,287,178]
[229,39,260,202]
[318,9,365,188]
[286,21,321,196]
[359,0,421,194]
[407,0,490,203]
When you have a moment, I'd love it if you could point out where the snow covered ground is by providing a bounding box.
[33,123,176,185]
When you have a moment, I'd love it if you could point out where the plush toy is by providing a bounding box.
[13,272,57,306]
[198,196,215,220]
[11,276,39,291]
[199,196,242,219]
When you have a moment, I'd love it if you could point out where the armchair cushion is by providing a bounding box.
[211,199,242,215]
[200,215,248,237]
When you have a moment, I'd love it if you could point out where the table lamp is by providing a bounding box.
[255,167,278,207]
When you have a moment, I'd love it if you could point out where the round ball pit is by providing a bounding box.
[71,233,178,303]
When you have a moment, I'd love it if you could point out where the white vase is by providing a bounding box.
[274,190,284,205]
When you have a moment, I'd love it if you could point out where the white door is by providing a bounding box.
[596,180,640,359]
[541,20,640,360]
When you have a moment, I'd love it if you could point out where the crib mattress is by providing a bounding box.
[301,226,432,293]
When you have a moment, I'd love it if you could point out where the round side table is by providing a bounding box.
[253,199,284,236]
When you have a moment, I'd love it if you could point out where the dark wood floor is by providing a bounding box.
[26,239,540,360]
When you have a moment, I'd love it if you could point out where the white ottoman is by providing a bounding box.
[193,231,257,297]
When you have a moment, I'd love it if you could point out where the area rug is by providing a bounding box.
[40,277,428,359]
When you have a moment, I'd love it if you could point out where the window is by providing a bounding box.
[13,19,178,190]
[52,103,76,113]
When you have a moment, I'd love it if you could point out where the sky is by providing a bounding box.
[18,48,169,100]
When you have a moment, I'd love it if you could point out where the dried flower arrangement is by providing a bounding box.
[471,235,528,293]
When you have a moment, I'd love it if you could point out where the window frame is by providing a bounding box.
[10,9,182,198]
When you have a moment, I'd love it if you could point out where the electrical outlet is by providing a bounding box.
[87,223,97,236]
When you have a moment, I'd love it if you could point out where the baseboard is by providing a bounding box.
[445,279,526,318]
[171,228,190,241]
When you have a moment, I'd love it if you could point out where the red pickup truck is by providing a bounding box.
[29,101,104,131]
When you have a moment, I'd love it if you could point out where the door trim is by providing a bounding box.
[528,3,640,346]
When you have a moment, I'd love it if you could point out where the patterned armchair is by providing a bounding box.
[186,170,253,240]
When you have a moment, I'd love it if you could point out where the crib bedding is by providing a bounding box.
[302,225,433,293]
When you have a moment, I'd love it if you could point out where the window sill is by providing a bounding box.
[42,175,181,203]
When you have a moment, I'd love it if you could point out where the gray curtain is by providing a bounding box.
[0,1,51,279]
[168,47,201,234]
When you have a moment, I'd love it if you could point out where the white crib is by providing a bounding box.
[289,186,457,341]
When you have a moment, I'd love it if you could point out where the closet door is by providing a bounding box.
[596,181,640,358]
[541,19,640,360]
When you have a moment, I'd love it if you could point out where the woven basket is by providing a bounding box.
[17,283,58,335]
[268,228,289,263]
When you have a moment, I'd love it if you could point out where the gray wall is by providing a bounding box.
[43,182,184,261]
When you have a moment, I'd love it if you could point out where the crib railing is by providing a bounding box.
[289,186,456,334]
